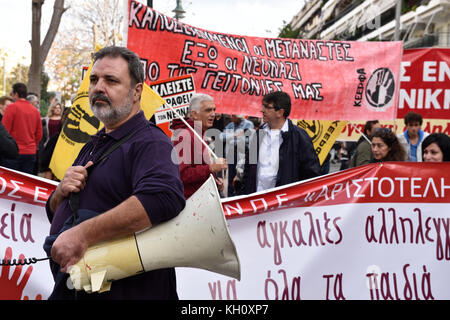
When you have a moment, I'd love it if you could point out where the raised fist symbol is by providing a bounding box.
[365,68,395,108]
[63,103,101,143]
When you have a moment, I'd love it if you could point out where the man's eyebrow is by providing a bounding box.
[104,74,120,80]
[89,74,120,82]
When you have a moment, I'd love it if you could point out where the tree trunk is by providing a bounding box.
[28,0,67,96]
[28,0,43,95]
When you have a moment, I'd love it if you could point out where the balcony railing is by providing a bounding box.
[404,32,450,48]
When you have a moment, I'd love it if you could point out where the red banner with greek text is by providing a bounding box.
[312,48,450,141]
[1,162,449,299]
[399,48,450,120]
[127,0,402,121]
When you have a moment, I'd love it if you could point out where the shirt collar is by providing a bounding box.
[262,119,289,132]
[404,129,424,145]
[280,119,289,133]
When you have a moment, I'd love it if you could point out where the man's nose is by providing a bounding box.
[91,79,106,94]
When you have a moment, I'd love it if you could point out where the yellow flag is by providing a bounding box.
[296,120,348,165]
[49,55,165,180]
[49,58,99,180]
[140,83,165,119]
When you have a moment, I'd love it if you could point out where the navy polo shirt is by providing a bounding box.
[46,111,186,300]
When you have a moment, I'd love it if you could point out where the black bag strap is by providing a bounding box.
[68,129,138,222]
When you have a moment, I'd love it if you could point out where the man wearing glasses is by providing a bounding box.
[237,91,320,194]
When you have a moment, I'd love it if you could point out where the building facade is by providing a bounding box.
[288,0,450,48]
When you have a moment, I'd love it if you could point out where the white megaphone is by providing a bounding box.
[69,176,241,293]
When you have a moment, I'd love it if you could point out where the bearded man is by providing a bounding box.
[44,46,186,300]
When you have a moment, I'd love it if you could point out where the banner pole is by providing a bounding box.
[349,122,371,144]
[167,104,225,184]
[165,103,226,185]
[164,103,219,160]
[123,0,129,47]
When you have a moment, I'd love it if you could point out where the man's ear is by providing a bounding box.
[133,83,143,103]
[276,108,285,118]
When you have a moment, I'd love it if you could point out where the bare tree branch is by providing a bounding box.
[44,0,124,101]
[40,0,69,66]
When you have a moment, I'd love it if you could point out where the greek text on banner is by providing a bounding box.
[127,0,403,121]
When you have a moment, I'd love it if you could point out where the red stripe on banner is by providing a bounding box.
[0,167,57,207]
[222,162,450,219]
[2,163,449,218]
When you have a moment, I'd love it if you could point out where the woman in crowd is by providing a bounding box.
[370,128,406,162]
[422,133,450,162]
[44,100,63,141]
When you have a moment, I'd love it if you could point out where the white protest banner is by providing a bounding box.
[1,163,449,300]
[0,167,57,300]
[149,74,196,124]
[176,162,450,300]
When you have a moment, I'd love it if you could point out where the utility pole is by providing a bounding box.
[394,0,402,41]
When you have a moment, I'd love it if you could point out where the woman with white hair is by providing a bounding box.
[170,93,227,199]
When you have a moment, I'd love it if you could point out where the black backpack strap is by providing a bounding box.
[69,129,138,223]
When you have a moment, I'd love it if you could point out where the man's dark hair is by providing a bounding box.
[262,91,291,118]
[364,120,379,136]
[404,112,423,126]
[356,120,379,145]
[93,46,144,86]
[12,83,27,99]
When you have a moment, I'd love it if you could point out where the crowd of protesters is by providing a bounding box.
[0,82,70,180]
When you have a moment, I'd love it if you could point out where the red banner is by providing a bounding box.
[127,0,402,121]
[399,48,450,120]
[222,162,450,219]
[0,167,55,207]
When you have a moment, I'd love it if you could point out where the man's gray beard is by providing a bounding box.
[91,93,134,127]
